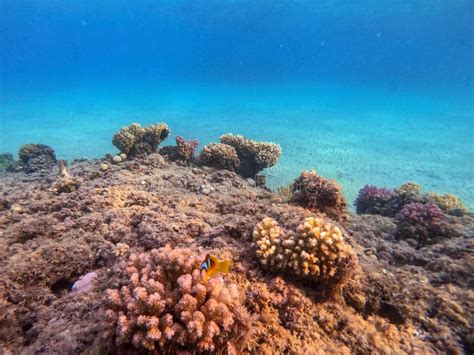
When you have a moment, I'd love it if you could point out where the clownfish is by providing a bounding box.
[199,254,232,283]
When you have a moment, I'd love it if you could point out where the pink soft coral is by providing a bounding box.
[106,245,251,352]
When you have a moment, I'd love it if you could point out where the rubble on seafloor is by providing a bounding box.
[0,147,472,353]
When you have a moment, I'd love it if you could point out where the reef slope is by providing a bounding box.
[0,155,472,353]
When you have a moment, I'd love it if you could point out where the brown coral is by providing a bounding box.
[105,245,251,352]
[291,170,349,223]
[424,192,468,214]
[198,143,240,172]
[112,123,170,159]
[253,217,356,290]
[220,133,281,178]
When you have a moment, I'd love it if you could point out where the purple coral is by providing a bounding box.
[395,203,445,247]
[354,185,393,215]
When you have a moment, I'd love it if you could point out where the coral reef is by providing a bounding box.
[395,202,446,247]
[424,192,468,215]
[0,153,14,171]
[354,185,394,216]
[253,217,356,291]
[291,170,349,223]
[219,133,281,178]
[159,136,199,163]
[355,182,470,218]
[112,123,170,159]
[198,143,240,172]
[50,161,81,194]
[9,143,57,173]
[0,149,472,354]
[105,245,251,352]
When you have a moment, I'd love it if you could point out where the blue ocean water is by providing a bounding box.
[1,1,473,207]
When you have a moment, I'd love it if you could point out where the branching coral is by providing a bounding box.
[354,185,394,216]
[50,161,81,194]
[395,202,446,248]
[219,133,281,178]
[160,136,199,163]
[252,217,356,289]
[198,143,241,172]
[291,171,348,223]
[105,245,250,353]
[112,123,170,159]
[424,193,468,214]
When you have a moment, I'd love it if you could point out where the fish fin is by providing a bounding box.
[201,269,209,284]
[218,260,232,274]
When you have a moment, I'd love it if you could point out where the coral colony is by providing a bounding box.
[0,121,472,354]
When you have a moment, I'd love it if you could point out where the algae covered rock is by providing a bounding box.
[112,122,170,159]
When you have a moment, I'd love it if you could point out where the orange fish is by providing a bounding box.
[199,254,232,283]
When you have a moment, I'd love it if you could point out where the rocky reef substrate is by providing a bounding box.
[0,147,473,353]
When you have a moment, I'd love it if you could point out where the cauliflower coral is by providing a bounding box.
[253,217,356,288]
[198,143,241,172]
[105,245,250,353]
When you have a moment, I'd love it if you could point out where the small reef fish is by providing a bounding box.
[199,254,232,283]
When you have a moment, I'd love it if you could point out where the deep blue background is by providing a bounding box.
[1,0,473,90]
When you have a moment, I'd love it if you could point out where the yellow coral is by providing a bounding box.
[424,192,467,212]
[112,122,170,155]
[253,217,353,283]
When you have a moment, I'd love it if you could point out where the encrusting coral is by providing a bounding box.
[105,245,251,353]
[291,170,349,223]
[395,202,445,247]
[198,143,241,172]
[112,123,170,159]
[252,217,356,290]
[219,133,281,178]
[50,161,81,194]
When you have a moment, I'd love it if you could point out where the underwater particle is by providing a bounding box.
[198,143,241,172]
[219,133,281,178]
[100,163,110,171]
[105,245,251,352]
[291,170,349,223]
[112,155,122,164]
